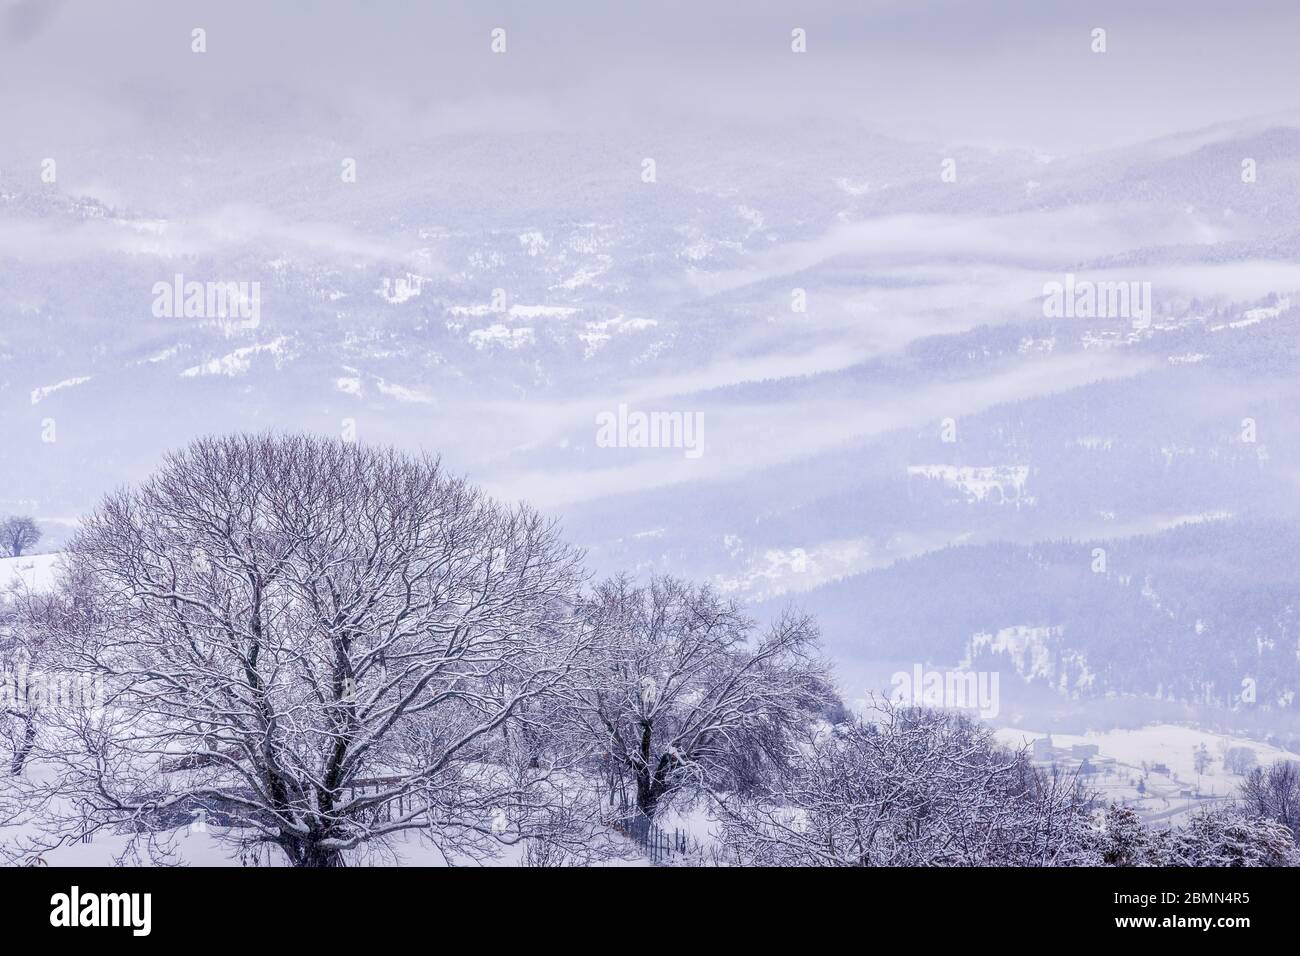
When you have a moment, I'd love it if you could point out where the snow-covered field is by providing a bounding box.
[997,723,1299,826]
[997,723,1297,787]
[20,826,651,868]
[0,553,61,594]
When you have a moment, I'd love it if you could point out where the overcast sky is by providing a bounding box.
[2,0,1299,159]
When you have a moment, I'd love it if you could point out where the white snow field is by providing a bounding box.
[0,553,61,594]
[996,724,1299,827]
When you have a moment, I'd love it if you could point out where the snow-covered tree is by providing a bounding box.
[0,577,74,780]
[1193,743,1211,778]
[1160,807,1297,867]
[1240,759,1300,839]
[0,517,40,558]
[25,434,594,866]
[1223,746,1258,776]
[715,704,1097,866]
[572,575,828,820]
[1097,804,1156,866]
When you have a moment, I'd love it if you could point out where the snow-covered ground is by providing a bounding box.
[21,827,651,867]
[0,553,61,594]
[5,804,654,867]
[997,723,1296,786]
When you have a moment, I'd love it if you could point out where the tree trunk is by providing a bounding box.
[287,837,346,868]
[8,711,34,776]
[634,719,660,818]
[636,773,659,820]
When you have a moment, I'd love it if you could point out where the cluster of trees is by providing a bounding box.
[0,434,1295,868]
[714,711,1300,867]
[714,709,1097,866]
[1223,745,1260,776]
[0,517,40,558]
[1098,804,1296,867]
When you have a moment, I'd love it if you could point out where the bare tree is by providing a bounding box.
[572,575,827,821]
[715,704,1097,866]
[1193,743,1211,778]
[0,517,40,558]
[1224,746,1259,776]
[26,433,593,866]
[0,577,75,780]
[1240,760,1300,839]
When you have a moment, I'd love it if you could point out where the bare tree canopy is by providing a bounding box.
[27,433,591,866]
[714,705,1097,867]
[0,517,40,558]
[1240,759,1300,840]
[573,574,828,820]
